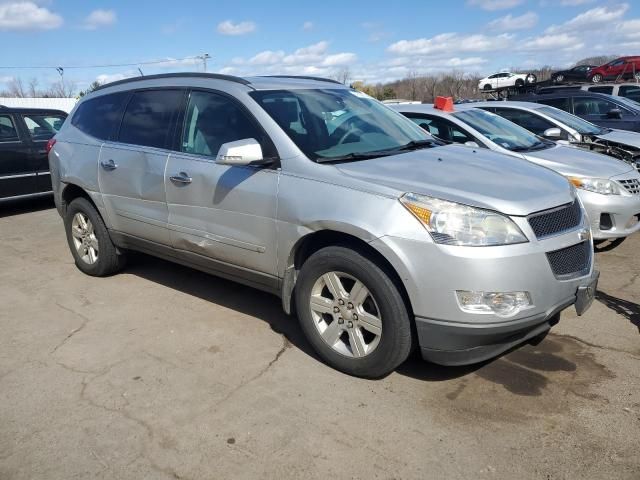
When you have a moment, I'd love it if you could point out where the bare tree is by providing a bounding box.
[28,78,39,97]
[332,67,352,85]
[7,78,26,98]
[46,79,77,98]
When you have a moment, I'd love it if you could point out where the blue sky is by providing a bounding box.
[1,0,639,91]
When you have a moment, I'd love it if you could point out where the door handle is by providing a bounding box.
[100,159,118,171]
[170,172,192,184]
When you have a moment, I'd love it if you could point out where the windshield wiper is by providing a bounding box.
[396,139,440,151]
[315,152,391,163]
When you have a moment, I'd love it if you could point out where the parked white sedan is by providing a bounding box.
[478,72,536,91]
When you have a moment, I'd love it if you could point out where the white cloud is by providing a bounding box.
[322,53,357,67]
[216,19,256,36]
[302,21,313,31]
[0,1,63,31]
[95,72,132,84]
[559,0,595,5]
[467,0,523,11]
[249,50,285,65]
[387,33,513,56]
[519,33,584,52]
[82,9,116,30]
[546,4,629,33]
[488,12,538,31]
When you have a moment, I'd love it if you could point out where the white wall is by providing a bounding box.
[0,97,78,113]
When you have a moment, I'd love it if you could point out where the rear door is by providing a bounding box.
[0,113,35,199]
[165,89,279,276]
[20,112,66,193]
[99,89,184,245]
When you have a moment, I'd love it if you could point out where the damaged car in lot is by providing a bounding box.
[393,100,640,246]
[49,73,598,378]
[478,101,640,171]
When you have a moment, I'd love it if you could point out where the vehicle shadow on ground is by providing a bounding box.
[125,252,481,382]
[0,195,54,219]
[596,290,640,333]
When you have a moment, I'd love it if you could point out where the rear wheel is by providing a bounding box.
[295,246,413,378]
[64,197,125,276]
[515,79,524,87]
[591,74,603,83]
[554,74,564,83]
[634,72,640,81]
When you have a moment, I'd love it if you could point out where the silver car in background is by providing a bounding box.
[393,103,640,243]
[49,74,597,377]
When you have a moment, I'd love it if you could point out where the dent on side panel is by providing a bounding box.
[275,173,428,278]
[57,139,101,194]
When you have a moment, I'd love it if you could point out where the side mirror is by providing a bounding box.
[215,138,267,166]
[606,108,623,120]
[464,141,480,148]
[543,127,562,139]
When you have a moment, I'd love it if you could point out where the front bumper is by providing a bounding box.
[579,188,640,239]
[370,219,596,366]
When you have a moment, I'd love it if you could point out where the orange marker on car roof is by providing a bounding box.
[434,96,454,112]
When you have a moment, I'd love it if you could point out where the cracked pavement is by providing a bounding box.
[1,197,639,480]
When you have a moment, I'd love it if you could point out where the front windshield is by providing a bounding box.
[537,106,603,135]
[452,108,549,152]
[250,88,430,161]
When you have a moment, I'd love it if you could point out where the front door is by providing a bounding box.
[98,89,184,245]
[165,90,279,277]
[21,112,67,193]
[0,113,35,199]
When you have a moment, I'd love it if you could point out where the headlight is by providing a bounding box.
[568,176,621,195]
[400,193,528,246]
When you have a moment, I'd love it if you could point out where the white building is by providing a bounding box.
[0,97,78,113]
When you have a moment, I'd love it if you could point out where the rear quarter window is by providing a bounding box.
[71,92,128,140]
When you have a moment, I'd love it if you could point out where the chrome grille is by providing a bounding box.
[527,201,582,239]
[618,178,640,195]
[546,241,591,280]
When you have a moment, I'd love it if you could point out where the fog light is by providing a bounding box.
[456,291,533,317]
[625,214,639,229]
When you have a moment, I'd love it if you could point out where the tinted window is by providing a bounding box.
[492,108,555,136]
[0,115,19,142]
[406,115,474,144]
[537,97,570,111]
[537,106,603,135]
[71,92,128,140]
[573,97,619,115]
[181,91,266,157]
[588,86,614,94]
[118,90,183,149]
[23,114,66,141]
[619,86,640,103]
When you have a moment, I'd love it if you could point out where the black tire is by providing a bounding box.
[591,74,603,83]
[64,197,125,276]
[515,79,524,87]
[295,246,413,378]
[483,84,492,91]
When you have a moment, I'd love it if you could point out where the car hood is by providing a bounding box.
[523,144,634,178]
[596,129,640,148]
[335,145,573,217]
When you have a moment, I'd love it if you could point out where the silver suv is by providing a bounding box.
[49,74,598,378]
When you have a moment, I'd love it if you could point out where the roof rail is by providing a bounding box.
[95,72,252,91]
[261,75,343,85]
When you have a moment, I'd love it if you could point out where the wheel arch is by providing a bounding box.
[281,229,413,319]
[60,183,96,214]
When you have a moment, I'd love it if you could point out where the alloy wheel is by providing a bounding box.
[309,271,382,358]
[71,212,99,265]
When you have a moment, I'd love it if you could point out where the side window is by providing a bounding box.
[0,115,19,142]
[537,97,570,111]
[492,108,554,136]
[71,92,128,140]
[118,89,183,149]
[406,115,473,144]
[588,86,614,94]
[619,86,640,103]
[181,90,267,158]
[573,97,619,115]
[22,114,66,141]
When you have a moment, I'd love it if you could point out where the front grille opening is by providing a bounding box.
[599,213,613,231]
[546,241,591,280]
[528,201,582,239]
[618,178,640,195]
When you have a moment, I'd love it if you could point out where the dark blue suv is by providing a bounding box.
[511,91,640,133]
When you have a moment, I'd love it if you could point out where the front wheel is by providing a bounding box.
[295,246,413,378]
[554,74,564,83]
[64,197,126,276]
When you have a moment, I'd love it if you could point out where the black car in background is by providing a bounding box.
[0,107,67,201]
[511,90,640,133]
[551,65,597,84]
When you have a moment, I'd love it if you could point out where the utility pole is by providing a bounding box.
[198,53,211,72]
[56,67,65,96]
